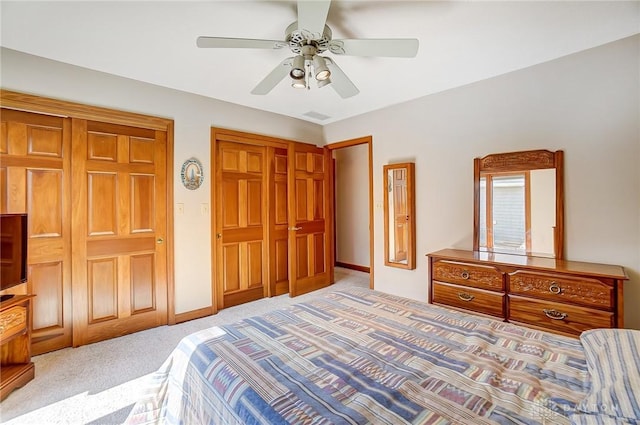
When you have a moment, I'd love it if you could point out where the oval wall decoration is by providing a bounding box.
[180,157,204,190]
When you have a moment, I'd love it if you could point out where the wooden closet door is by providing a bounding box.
[269,147,289,296]
[71,119,168,346]
[215,141,268,309]
[0,109,73,354]
[288,143,332,296]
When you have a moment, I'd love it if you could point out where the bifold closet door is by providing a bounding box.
[71,119,168,346]
[215,141,268,309]
[269,147,289,297]
[0,109,73,354]
[287,143,333,296]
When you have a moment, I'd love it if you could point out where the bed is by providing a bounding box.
[125,288,640,425]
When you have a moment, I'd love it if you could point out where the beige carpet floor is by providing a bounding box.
[0,268,369,425]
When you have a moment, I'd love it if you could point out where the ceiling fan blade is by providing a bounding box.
[329,38,419,57]
[297,0,331,37]
[251,58,294,95]
[325,59,359,99]
[197,37,286,49]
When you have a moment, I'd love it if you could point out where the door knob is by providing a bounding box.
[157,237,164,244]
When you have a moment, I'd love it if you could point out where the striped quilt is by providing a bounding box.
[125,289,592,424]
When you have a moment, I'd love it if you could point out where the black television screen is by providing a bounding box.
[0,214,28,293]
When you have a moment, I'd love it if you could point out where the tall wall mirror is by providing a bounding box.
[473,149,564,259]
[384,162,416,269]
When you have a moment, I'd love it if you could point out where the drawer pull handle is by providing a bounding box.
[549,282,561,294]
[458,292,475,302]
[460,271,470,280]
[543,309,568,320]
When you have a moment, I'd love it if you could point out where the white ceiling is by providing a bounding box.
[1,1,639,125]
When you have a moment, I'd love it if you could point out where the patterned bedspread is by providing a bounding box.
[125,289,591,424]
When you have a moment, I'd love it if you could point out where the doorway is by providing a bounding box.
[326,136,373,289]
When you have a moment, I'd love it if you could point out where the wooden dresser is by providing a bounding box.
[427,249,627,337]
[0,295,35,400]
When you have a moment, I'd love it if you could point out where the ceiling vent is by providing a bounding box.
[302,111,331,121]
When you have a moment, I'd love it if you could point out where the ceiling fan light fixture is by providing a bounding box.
[291,78,307,89]
[289,55,305,79]
[317,77,331,88]
[312,55,331,81]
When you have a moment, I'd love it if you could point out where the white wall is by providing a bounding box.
[0,47,323,315]
[323,35,640,329]
[334,144,370,267]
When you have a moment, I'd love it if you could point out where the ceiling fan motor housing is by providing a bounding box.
[285,21,332,54]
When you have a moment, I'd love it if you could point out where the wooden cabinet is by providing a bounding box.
[427,249,627,337]
[0,295,35,401]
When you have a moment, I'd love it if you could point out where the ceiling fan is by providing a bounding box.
[196,0,419,98]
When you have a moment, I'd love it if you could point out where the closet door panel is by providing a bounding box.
[0,108,72,354]
[247,180,263,226]
[275,239,288,283]
[131,253,155,313]
[87,172,117,235]
[72,119,168,346]
[215,141,267,309]
[88,258,118,322]
[30,262,63,330]
[130,137,154,163]
[222,245,240,293]
[269,147,289,296]
[0,168,7,212]
[247,241,263,288]
[222,180,239,227]
[87,133,117,161]
[0,121,7,153]
[28,169,63,237]
[287,144,331,296]
[27,126,63,157]
[131,174,155,232]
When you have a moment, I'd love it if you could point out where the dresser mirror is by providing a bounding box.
[473,150,564,259]
[384,162,416,269]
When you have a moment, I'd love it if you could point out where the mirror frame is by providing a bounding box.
[383,162,416,269]
[473,149,564,259]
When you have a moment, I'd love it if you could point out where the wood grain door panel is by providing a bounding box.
[72,119,167,346]
[216,142,267,309]
[269,147,289,296]
[288,144,332,296]
[0,108,72,355]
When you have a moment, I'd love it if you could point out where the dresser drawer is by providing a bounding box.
[432,282,505,318]
[432,260,504,291]
[508,295,614,335]
[508,271,614,310]
[0,306,27,341]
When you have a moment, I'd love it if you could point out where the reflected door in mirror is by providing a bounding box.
[384,163,415,269]
[391,168,408,262]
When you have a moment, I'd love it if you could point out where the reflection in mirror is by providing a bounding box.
[384,162,415,269]
[479,170,556,255]
[473,150,564,259]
